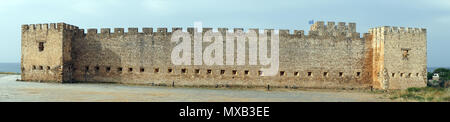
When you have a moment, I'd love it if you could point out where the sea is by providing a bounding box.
[0,63,20,73]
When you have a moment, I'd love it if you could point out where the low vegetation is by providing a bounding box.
[387,87,450,102]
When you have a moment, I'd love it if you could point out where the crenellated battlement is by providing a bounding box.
[369,26,426,34]
[80,27,288,34]
[84,27,174,35]
[21,21,380,44]
[310,21,356,32]
[78,26,364,39]
[308,21,358,38]
[20,21,424,41]
[21,23,79,32]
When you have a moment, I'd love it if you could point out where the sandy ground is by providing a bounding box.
[0,74,392,102]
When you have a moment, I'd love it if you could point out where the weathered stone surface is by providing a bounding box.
[20,21,427,89]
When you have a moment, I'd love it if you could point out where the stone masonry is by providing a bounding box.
[20,21,427,89]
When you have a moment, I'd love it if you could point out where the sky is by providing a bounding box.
[0,0,449,67]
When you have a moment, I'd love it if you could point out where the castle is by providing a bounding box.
[20,21,427,89]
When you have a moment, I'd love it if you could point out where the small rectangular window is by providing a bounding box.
[95,66,100,71]
[195,69,200,74]
[106,67,111,72]
[181,68,187,74]
[323,72,328,77]
[294,72,299,76]
[32,65,36,70]
[400,73,404,77]
[39,66,43,70]
[47,66,50,70]
[85,66,89,71]
[259,71,264,76]
[392,73,395,77]
[308,72,312,76]
[38,42,44,52]
[168,68,173,73]
[244,70,249,75]
[416,73,419,77]
[339,72,343,77]
[154,68,159,73]
[279,71,285,76]
[220,70,225,75]
[118,67,123,72]
[129,68,133,72]
[232,70,237,75]
[140,68,145,72]
[207,69,212,74]
[357,72,361,77]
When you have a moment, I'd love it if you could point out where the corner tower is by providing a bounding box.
[21,23,79,82]
[369,26,427,89]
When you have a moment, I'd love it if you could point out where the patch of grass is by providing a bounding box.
[398,93,424,101]
[407,87,422,92]
[372,89,387,94]
[389,87,449,102]
[442,96,450,101]
[389,96,398,100]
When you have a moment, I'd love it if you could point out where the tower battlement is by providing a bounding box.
[22,23,79,32]
[309,21,358,38]
[369,26,426,34]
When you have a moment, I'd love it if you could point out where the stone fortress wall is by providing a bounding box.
[20,21,427,89]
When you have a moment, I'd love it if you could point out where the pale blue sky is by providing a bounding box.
[0,0,449,67]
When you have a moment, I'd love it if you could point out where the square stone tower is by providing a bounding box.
[369,26,427,89]
[21,23,78,82]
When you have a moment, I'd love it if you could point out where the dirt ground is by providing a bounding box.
[0,74,394,102]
